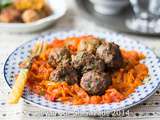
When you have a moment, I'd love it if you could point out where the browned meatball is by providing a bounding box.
[22,9,40,23]
[78,36,102,53]
[72,51,105,73]
[49,64,79,85]
[96,42,123,69]
[0,7,21,23]
[48,47,71,68]
[80,70,111,95]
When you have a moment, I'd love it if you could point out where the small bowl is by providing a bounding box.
[0,0,67,33]
[89,0,129,15]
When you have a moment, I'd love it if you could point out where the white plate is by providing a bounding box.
[3,31,160,115]
[0,0,67,33]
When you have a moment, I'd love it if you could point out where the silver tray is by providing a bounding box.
[76,0,160,36]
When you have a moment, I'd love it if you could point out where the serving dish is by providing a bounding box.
[4,31,160,115]
[0,0,67,33]
[89,0,129,15]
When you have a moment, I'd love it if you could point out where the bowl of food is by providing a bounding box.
[4,31,160,115]
[0,0,67,32]
[89,0,130,15]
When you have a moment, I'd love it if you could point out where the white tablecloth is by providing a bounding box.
[0,0,160,120]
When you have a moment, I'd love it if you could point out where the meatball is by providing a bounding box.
[22,9,40,23]
[72,51,105,73]
[80,70,111,95]
[49,64,79,85]
[96,42,123,69]
[78,36,102,53]
[48,47,71,68]
[0,7,21,23]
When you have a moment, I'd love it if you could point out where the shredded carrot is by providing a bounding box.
[64,37,80,54]
[49,39,65,48]
[112,50,148,97]
[90,96,102,104]
[24,36,148,105]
